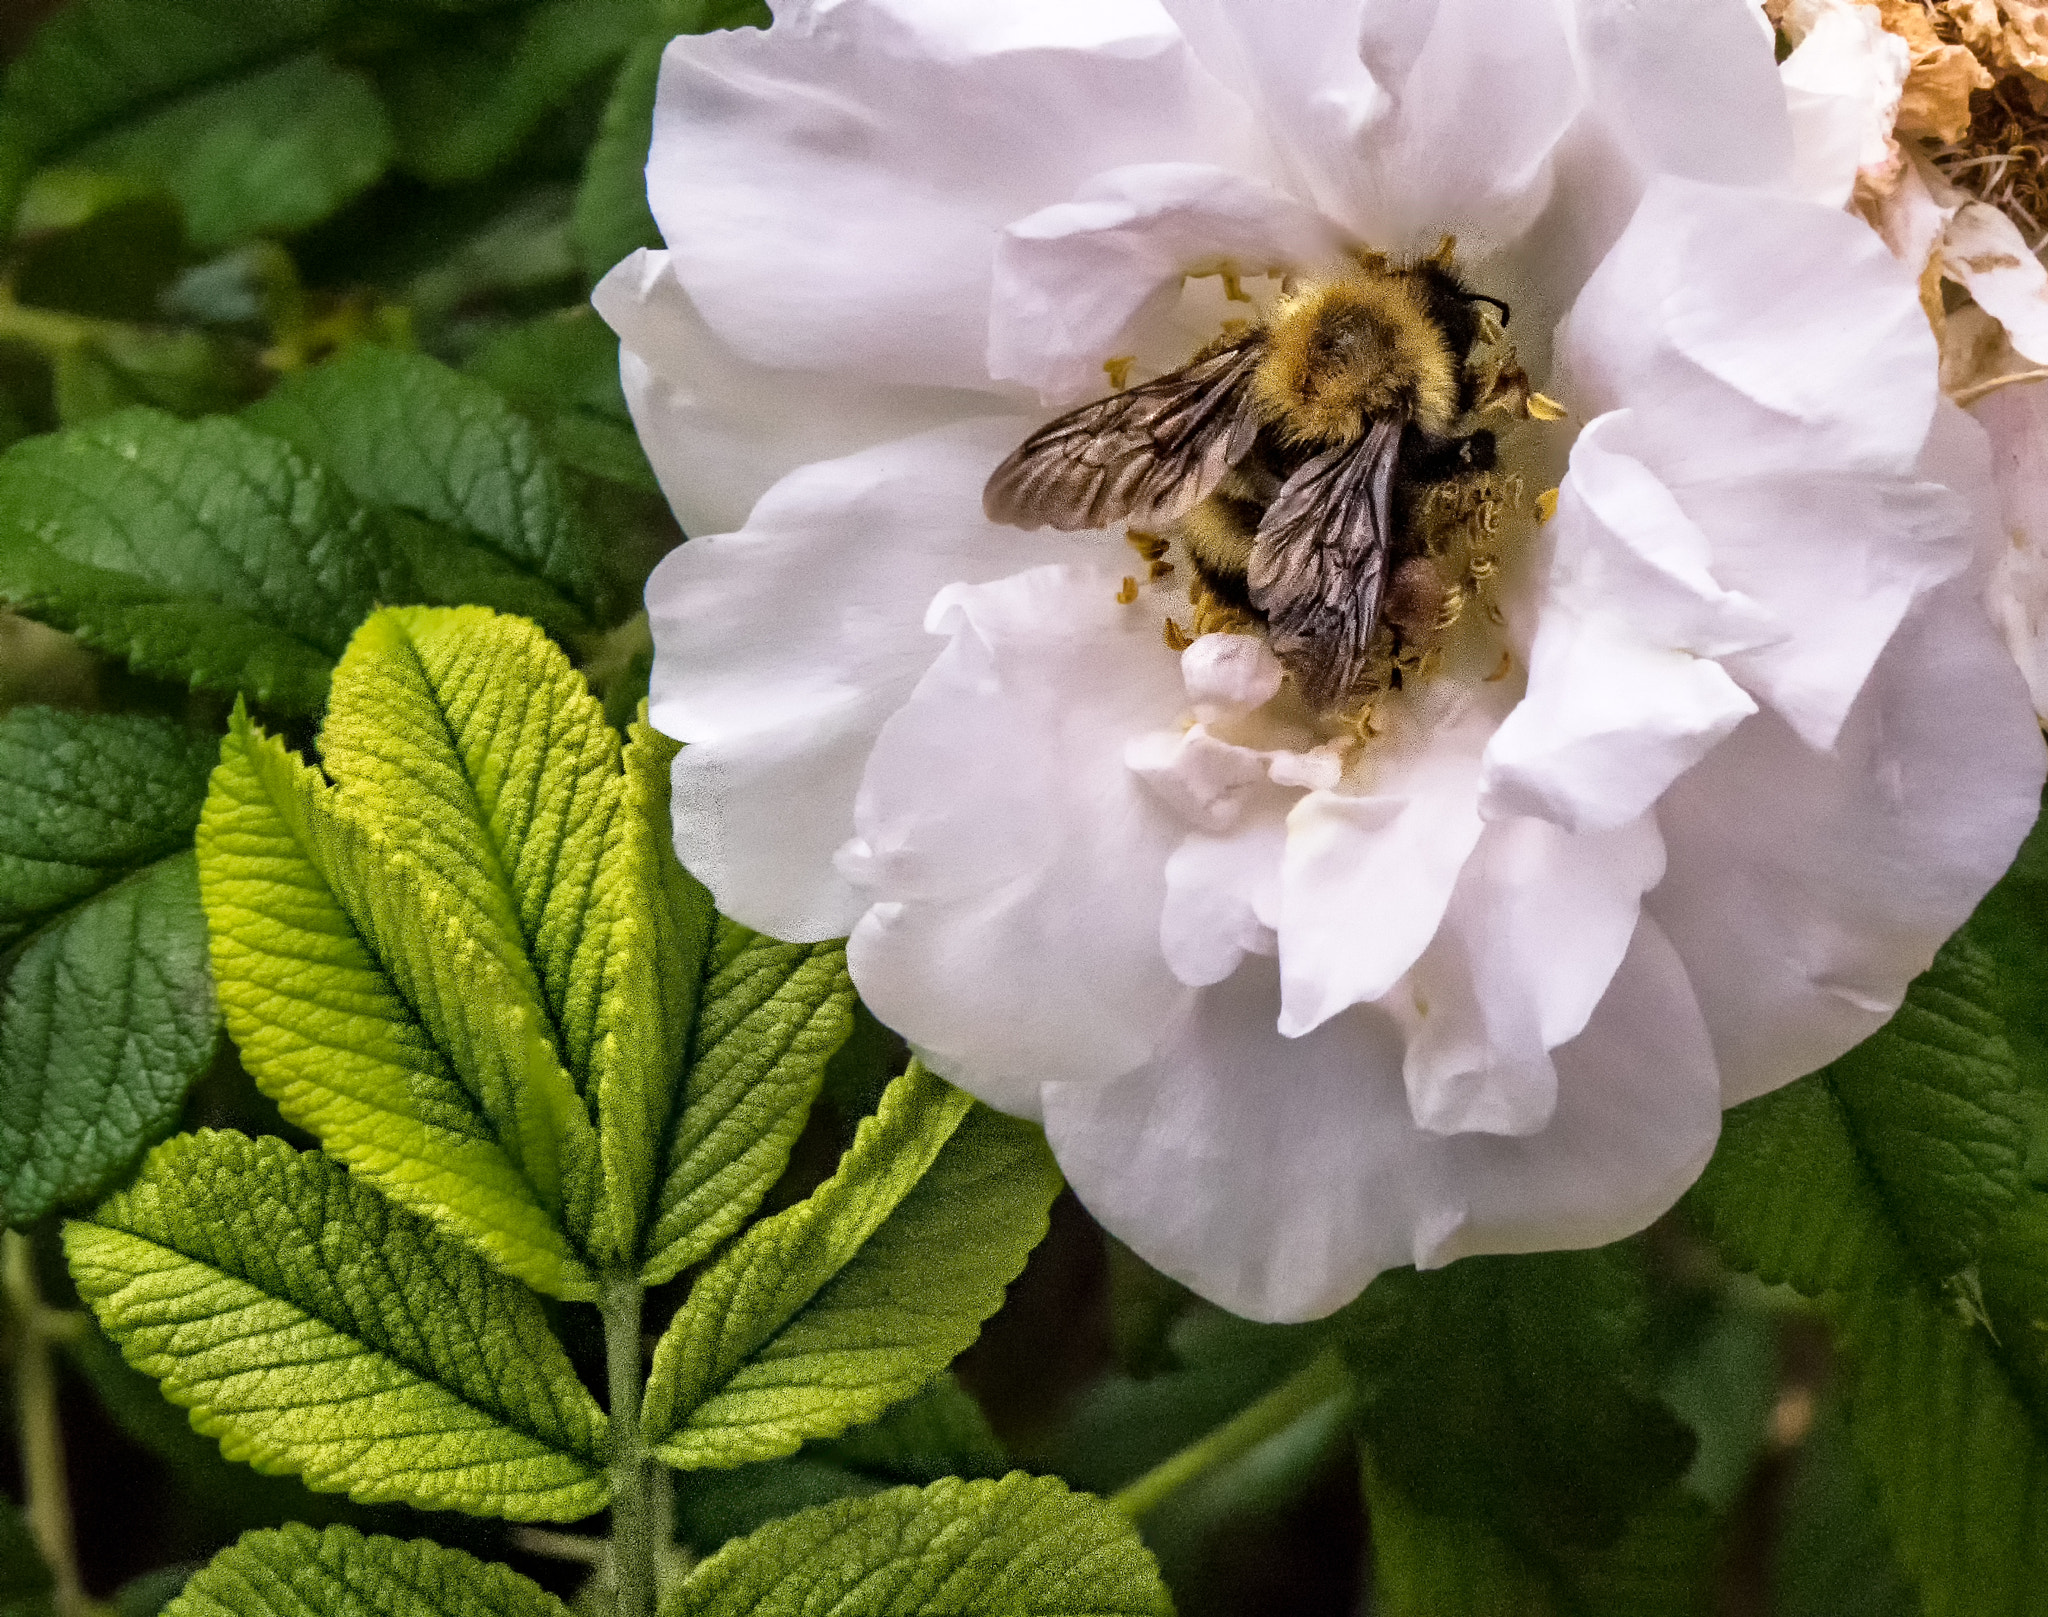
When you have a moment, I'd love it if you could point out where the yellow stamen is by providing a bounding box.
[1148,559,1175,581]
[1163,618,1194,652]
[1221,269,1250,303]
[1116,576,1140,605]
[1483,650,1514,683]
[1526,392,1568,422]
[1104,355,1136,390]
[1535,487,1560,523]
[1126,528,1170,561]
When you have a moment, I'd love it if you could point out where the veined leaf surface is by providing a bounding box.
[166,1524,570,1617]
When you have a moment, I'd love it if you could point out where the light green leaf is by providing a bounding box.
[0,0,341,161]
[245,347,607,621]
[596,714,710,1269]
[0,1497,53,1617]
[465,308,658,493]
[166,1524,571,1617]
[69,55,392,250]
[641,923,851,1287]
[0,707,221,1227]
[0,409,399,714]
[663,1474,1172,1617]
[1339,1247,1695,1552]
[378,0,651,187]
[66,1131,608,1521]
[645,1063,1061,1468]
[197,704,595,1301]
[572,38,664,287]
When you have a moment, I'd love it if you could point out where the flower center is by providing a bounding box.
[1107,242,1557,751]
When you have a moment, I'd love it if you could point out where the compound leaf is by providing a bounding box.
[0,409,400,714]
[66,1132,607,1522]
[640,922,850,1287]
[198,702,594,1301]
[68,55,392,250]
[245,349,606,623]
[645,1063,1060,1468]
[0,708,221,1226]
[166,1524,570,1617]
[1340,1247,1694,1553]
[663,1474,1171,1617]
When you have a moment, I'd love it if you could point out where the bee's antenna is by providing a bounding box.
[1467,293,1510,326]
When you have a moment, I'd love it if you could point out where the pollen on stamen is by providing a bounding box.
[1116,576,1140,605]
[1104,355,1136,390]
[1163,618,1194,652]
[1126,528,1170,562]
[1483,649,1514,683]
[1535,487,1560,523]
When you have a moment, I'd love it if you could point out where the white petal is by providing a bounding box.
[646,419,1069,941]
[1976,377,2048,716]
[1559,176,1936,482]
[1275,684,1509,1036]
[1157,0,1578,250]
[1480,613,1755,834]
[1651,575,2044,1105]
[1942,203,2048,367]
[1394,812,1666,1139]
[647,0,1256,392]
[1574,0,1791,189]
[597,251,996,536]
[989,164,1343,404]
[1042,917,1720,1322]
[1158,813,1286,987]
[1776,0,1908,208]
[846,564,1193,1114]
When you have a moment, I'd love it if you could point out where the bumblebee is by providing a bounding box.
[983,246,1529,710]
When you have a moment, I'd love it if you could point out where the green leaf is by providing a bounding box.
[572,38,664,286]
[166,1524,571,1617]
[1775,1402,1924,1617]
[378,0,651,187]
[465,308,658,493]
[0,1497,54,1617]
[66,1131,608,1521]
[0,409,400,714]
[194,717,584,1294]
[0,708,220,1226]
[1339,1247,1695,1551]
[663,1474,1172,1617]
[641,923,850,1287]
[245,346,607,622]
[1362,1460,1714,1617]
[815,1373,1008,1486]
[0,0,341,161]
[644,1063,1060,1468]
[68,55,393,250]
[1686,844,2048,1617]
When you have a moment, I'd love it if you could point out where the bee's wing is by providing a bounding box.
[1247,416,1403,710]
[982,337,1267,531]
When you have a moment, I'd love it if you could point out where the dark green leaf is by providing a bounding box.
[1,0,340,160]
[815,1374,1008,1485]
[465,308,657,492]
[572,38,664,286]
[0,1497,53,1617]
[1776,1402,1923,1617]
[67,1131,609,1520]
[245,345,607,620]
[1340,1247,1694,1551]
[0,409,401,714]
[663,1474,1172,1617]
[644,1065,1061,1468]
[378,0,651,187]
[68,56,393,250]
[12,182,185,322]
[165,1525,570,1617]
[0,708,220,1226]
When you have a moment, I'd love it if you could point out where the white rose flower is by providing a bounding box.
[600,0,2045,1321]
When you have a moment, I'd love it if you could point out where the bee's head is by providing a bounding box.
[1252,268,1460,444]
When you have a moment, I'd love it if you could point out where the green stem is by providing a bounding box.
[3,1232,88,1617]
[1110,1349,1353,1520]
[602,1269,659,1617]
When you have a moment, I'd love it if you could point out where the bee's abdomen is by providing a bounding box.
[1174,493,1261,614]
